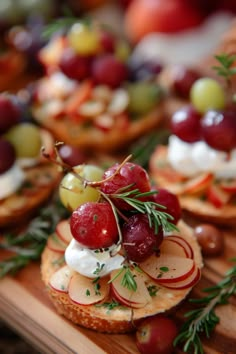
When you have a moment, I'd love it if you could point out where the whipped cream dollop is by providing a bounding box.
[168,135,236,179]
[0,163,25,200]
[65,239,124,278]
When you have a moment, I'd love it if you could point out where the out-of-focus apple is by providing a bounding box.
[136,315,178,354]
[124,0,205,43]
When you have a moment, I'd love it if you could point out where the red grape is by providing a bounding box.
[70,202,119,249]
[0,139,16,174]
[58,144,87,167]
[170,105,202,142]
[152,188,181,225]
[91,54,128,88]
[171,65,201,98]
[99,30,116,53]
[0,94,21,134]
[201,109,236,152]
[100,162,151,210]
[59,47,92,81]
[122,214,163,262]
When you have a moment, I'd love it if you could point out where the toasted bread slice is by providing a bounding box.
[0,163,61,228]
[149,145,236,226]
[41,220,202,333]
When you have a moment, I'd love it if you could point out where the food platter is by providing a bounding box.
[0,219,235,354]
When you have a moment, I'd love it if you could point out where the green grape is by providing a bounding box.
[127,82,162,115]
[59,164,104,211]
[5,123,42,158]
[190,78,225,114]
[68,23,100,56]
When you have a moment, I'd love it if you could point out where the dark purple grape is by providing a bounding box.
[122,214,163,262]
[128,59,163,81]
[59,47,92,81]
[0,94,21,134]
[171,65,201,98]
[170,104,202,142]
[201,110,236,151]
[58,144,87,166]
[0,139,16,174]
[152,187,181,225]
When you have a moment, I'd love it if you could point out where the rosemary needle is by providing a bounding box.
[174,258,236,354]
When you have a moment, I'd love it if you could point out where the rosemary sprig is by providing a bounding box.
[0,196,69,277]
[174,258,236,354]
[212,53,236,88]
[111,188,178,234]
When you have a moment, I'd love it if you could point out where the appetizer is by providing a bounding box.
[0,93,61,228]
[32,20,165,152]
[41,156,202,333]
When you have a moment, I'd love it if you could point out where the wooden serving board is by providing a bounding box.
[0,224,236,354]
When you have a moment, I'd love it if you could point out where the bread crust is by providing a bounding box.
[150,145,236,226]
[41,220,202,333]
[0,163,61,228]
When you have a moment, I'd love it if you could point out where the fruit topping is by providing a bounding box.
[201,110,236,152]
[0,94,21,134]
[170,105,202,143]
[70,202,119,249]
[49,265,75,293]
[122,214,163,262]
[0,139,16,174]
[151,187,181,225]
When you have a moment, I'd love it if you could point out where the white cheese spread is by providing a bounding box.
[0,163,25,200]
[65,239,124,278]
[168,135,236,179]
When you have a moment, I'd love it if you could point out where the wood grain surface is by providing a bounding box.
[0,221,235,354]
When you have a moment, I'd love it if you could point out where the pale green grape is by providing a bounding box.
[190,78,225,114]
[59,164,104,211]
[115,39,131,62]
[127,82,162,115]
[68,23,100,56]
[5,123,42,158]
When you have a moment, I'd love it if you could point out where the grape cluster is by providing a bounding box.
[170,70,236,152]
[59,160,181,262]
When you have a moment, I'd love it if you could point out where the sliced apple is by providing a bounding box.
[181,172,214,195]
[139,254,195,284]
[49,265,75,293]
[39,128,55,161]
[160,238,188,258]
[219,179,236,194]
[110,268,151,309]
[55,219,73,245]
[47,233,68,253]
[207,184,231,208]
[68,273,109,305]
[164,235,194,259]
[160,266,201,290]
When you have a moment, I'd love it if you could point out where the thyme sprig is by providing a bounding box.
[0,197,69,277]
[212,53,236,88]
[174,259,236,354]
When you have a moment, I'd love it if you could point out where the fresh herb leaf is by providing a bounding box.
[96,300,121,311]
[212,53,236,87]
[0,196,69,277]
[174,259,236,354]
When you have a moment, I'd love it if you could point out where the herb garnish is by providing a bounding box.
[212,53,236,88]
[0,197,69,277]
[174,259,236,354]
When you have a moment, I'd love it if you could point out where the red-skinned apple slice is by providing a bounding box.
[159,238,188,258]
[55,219,73,244]
[49,265,75,293]
[139,254,195,284]
[110,268,151,309]
[47,233,68,253]
[207,184,231,208]
[181,173,213,195]
[219,179,236,194]
[68,273,109,305]
[164,235,194,259]
[159,266,201,290]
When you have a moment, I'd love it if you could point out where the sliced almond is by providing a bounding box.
[94,113,114,131]
[107,89,129,115]
[92,85,112,103]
